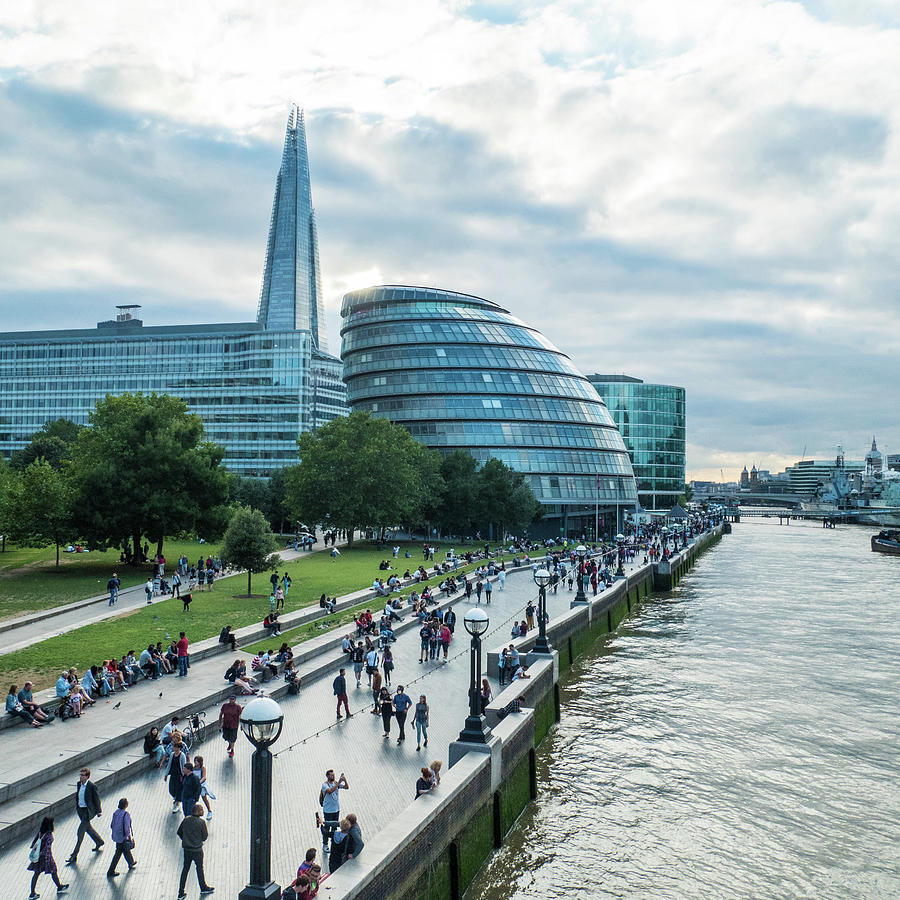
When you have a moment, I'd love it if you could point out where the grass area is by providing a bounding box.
[0,541,545,690]
[0,539,222,622]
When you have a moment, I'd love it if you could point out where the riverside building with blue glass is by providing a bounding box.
[587,374,686,510]
[0,107,345,476]
[341,285,638,537]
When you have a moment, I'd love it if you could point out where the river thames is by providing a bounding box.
[470,520,900,898]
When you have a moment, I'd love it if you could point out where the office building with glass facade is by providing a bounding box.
[341,285,637,537]
[587,374,686,510]
[0,107,346,475]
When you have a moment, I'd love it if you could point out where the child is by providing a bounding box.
[193,755,215,820]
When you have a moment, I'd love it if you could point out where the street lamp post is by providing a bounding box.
[238,697,285,900]
[615,533,626,577]
[458,608,491,744]
[532,567,552,654]
[573,544,588,603]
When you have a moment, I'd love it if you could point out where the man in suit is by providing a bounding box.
[67,767,103,863]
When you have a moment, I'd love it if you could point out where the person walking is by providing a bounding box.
[382,647,394,688]
[144,577,154,604]
[318,770,348,851]
[107,573,119,606]
[176,803,214,898]
[414,694,429,751]
[176,632,190,677]
[333,669,351,720]
[484,578,492,604]
[165,738,188,814]
[66,767,103,864]
[365,646,379,687]
[28,817,68,898]
[370,670,383,714]
[351,642,364,687]
[105,798,136,877]
[181,762,202,819]
[393,686,412,745]
[498,568,506,590]
[171,571,182,599]
[218,696,242,758]
[379,687,393,738]
[475,579,483,603]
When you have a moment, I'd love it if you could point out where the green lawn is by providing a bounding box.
[0,539,223,622]
[0,542,546,690]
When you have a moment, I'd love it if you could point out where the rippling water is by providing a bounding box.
[469,521,900,899]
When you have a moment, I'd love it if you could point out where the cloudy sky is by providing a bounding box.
[1,1,898,480]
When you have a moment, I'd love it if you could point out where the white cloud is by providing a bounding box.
[1,0,898,476]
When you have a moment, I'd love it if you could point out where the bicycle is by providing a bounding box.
[181,711,207,751]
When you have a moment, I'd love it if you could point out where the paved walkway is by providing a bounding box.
[0,558,646,900]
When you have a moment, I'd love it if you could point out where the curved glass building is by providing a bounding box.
[341,285,637,537]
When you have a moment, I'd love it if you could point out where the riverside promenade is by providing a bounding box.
[0,553,642,899]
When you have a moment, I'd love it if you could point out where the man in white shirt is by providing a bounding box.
[318,770,348,850]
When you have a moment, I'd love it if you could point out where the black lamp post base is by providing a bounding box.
[457,714,491,744]
[239,881,281,900]
[532,635,552,655]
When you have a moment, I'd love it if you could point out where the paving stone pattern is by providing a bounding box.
[0,560,642,900]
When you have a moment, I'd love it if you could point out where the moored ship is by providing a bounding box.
[871,530,900,555]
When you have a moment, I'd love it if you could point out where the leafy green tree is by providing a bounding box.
[0,456,14,551]
[285,411,444,544]
[430,450,479,536]
[11,418,83,470]
[266,466,290,535]
[3,460,74,565]
[474,458,542,539]
[221,506,282,597]
[68,392,229,563]
[228,475,271,514]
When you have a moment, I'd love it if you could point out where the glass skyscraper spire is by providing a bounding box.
[257,105,328,351]
[0,107,346,475]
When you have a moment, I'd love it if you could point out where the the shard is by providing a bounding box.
[257,105,328,350]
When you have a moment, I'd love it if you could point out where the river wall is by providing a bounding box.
[323,525,725,900]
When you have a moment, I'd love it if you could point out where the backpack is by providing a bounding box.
[287,679,301,695]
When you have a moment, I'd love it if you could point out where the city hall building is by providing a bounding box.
[341,285,638,537]
[587,374,686,510]
[0,108,346,476]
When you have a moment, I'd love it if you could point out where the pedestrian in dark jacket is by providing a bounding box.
[181,762,202,818]
[333,668,351,719]
[176,804,213,896]
[66,767,103,864]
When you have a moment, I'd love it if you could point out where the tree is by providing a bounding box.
[68,392,229,563]
[3,460,74,565]
[11,418,83,470]
[285,411,444,544]
[221,506,281,597]
[474,458,542,539]
[430,450,479,536]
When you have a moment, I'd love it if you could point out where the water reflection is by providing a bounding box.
[469,521,900,899]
